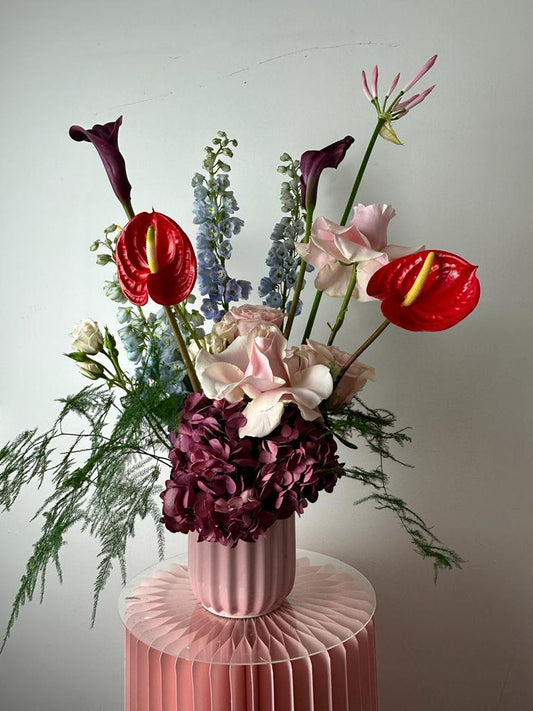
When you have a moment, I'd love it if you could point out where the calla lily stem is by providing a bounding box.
[301,289,323,344]
[122,200,135,221]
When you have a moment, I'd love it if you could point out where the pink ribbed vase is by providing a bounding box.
[188,515,296,618]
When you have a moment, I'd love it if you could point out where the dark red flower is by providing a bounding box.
[69,116,133,215]
[161,394,341,545]
[367,249,480,331]
[300,136,355,211]
[116,211,197,306]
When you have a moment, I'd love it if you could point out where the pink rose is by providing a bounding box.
[196,324,333,437]
[296,204,422,301]
[216,305,285,343]
[295,340,376,410]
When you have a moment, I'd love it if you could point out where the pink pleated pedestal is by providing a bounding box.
[119,550,378,711]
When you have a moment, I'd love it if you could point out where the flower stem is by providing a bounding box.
[122,200,135,221]
[340,117,386,226]
[283,207,314,339]
[174,304,204,350]
[301,117,387,343]
[163,306,201,392]
[103,340,130,388]
[327,264,358,346]
[334,319,390,387]
[301,289,323,343]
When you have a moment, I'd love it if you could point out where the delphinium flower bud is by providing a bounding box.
[103,276,127,304]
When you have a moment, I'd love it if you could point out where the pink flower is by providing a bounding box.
[361,56,437,145]
[215,304,284,342]
[195,324,333,437]
[296,204,422,301]
[295,340,376,410]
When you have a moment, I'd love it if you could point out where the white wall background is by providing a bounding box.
[1,0,531,709]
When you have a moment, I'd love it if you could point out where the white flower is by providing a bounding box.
[70,319,104,355]
[77,360,105,380]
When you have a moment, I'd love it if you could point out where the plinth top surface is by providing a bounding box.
[119,550,375,665]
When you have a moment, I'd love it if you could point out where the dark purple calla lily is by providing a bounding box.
[300,136,355,212]
[69,116,133,217]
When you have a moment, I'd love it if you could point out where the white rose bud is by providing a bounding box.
[77,361,105,381]
[70,319,104,355]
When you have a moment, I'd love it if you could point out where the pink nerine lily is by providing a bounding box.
[196,324,333,437]
[296,204,422,301]
[361,55,437,144]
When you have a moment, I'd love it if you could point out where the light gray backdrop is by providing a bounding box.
[1,0,531,709]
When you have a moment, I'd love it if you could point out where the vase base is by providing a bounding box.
[200,598,285,619]
[188,516,296,619]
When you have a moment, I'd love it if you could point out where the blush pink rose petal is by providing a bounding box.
[221,305,284,339]
[297,216,383,297]
[297,204,423,301]
[196,324,334,437]
[297,340,376,409]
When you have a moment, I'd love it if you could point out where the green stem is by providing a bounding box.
[340,117,386,227]
[104,346,129,389]
[327,264,358,346]
[174,304,204,350]
[333,319,390,389]
[301,117,387,343]
[283,207,314,339]
[163,306,201,393]
[121,200,135,221]
[302,290,323,344]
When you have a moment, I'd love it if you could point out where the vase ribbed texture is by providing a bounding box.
[188,515,296,618]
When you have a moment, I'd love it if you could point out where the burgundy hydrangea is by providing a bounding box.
[160,393,341,545]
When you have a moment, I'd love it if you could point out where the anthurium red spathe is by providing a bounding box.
[367,249,480,331]
[116,211,197,306]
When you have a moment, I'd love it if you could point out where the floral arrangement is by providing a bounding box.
[0,55,480,647]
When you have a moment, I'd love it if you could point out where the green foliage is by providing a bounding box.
[324,396,411,459]
[0,377,180,651]
[325,397,463,578]
[1,376,462,650]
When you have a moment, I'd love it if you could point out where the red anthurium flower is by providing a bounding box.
[116,211,197,306]
[367,249,480,331]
